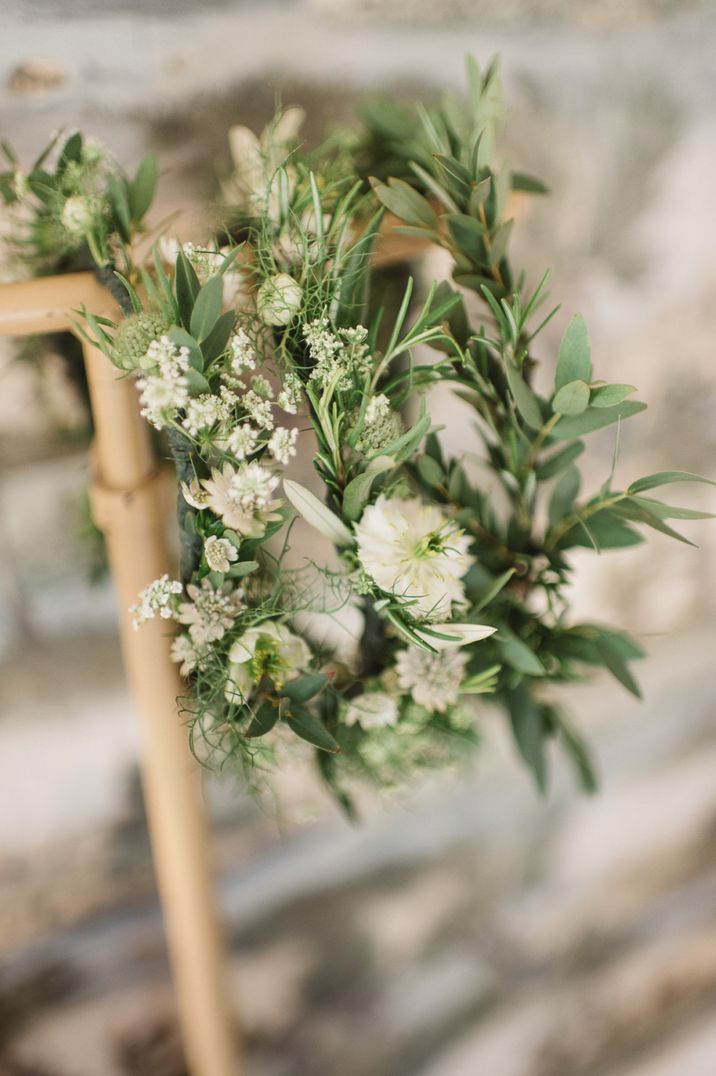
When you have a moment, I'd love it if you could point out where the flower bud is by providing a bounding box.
[256,273,302,326]
[61,195,95,235]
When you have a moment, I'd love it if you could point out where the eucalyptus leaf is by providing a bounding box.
[552,379,590,416]
[280,673,328,703]
[190,275,224,342]
[286,708,339,753]
[504,358,544,431]
[628,470,716,494]
[246,701,279,738]
[555,314,591,390]
[590,383,636,408]
[552,400,646,440]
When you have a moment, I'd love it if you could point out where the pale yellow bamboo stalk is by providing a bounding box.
[0,274,240,1076]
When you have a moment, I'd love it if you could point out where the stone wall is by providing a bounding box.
[1,3,715,1074]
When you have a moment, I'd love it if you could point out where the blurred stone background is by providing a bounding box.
[1,2,716,1074]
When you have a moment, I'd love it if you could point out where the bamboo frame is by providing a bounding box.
[0,274,240,1076]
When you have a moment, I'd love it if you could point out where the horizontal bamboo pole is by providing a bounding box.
[0,274,240,1076]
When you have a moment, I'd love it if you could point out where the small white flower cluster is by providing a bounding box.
[303,319,372,391]
[176,577,243,646]
[356,393,404,454]
[130,574,183,631]
[228,329,257,375]
[268,426,298,465]
[395,646,469,713]
[136,336,190,430]
[199,460,282,537]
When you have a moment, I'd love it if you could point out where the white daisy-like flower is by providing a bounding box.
[268,426,298,465]
[225,620,311,703]
[354,495,474,619]
[226,423,259,460]
[204,535,239,573]
[343,691,398,729]
[201,461,281,536]
[170,632,205,677]
[130,574,183,631]
[395,646,469,713]
[176,578,243,646]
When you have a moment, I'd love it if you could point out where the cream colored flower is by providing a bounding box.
[257,273,303,326]
[354,495,474,619]
[202,461,281,536]
[395,646,469,713]
[225,620,311,703]
[176,578,243,646]
[204,536,239,573]
[343,691,398,730]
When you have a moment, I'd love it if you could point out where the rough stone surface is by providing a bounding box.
[1,2,715,1074]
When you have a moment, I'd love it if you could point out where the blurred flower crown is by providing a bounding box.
[2,58,712,812]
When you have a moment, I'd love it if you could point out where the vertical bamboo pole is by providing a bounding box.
[0,275,240,1076]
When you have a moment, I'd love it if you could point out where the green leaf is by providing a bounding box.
[612,498,696,546]
[558,509,644,550]
[511,171,549,194]
[190,275,223,342]
[377,408,431,462]
[185,368,211,396]
[175,250,201,331]
[285,707,339,753]
[590,383,636,408]
[280,673,328,703]
[554,711,598,793]
[507,687,549,794]
[246,701,279,738]
[497,630,546,677]
[370,177,438,230]
[415,454,445,489]
[536,441,585,481]
[445,213,487,263]
[552,400,646,440]
[548,466,581,525]
[555,314,591,390]
[227,560,259,578]
[129,153,157,221]
[628,470,716,494]
[343,457,395,521]
[167,326,203,370]
[553,379,590,416]
[201,310,236,363]
[472,568,515,613]
[504,358,544,431]
[632,496,715,521]
[106,173,131,243]
[594,637,642,698]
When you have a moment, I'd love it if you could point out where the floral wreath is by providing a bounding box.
[3,58,712,812]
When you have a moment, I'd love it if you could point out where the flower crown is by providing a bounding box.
[3,58,712,812]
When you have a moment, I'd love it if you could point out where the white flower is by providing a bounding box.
[395,646,469,713]
[354,495,474,619]
[303,319,372,391]
[136,373,189,430]
[182,393,230,437]
[257,273,303,326]
[130,574,183,631]
[343,691,398,729]
[229,328,257,373]
[176,578,243,646]
[140,335,190,376]
[226,423,259,460]
[181,479,211,510]
[61,195,95,235]
[276,371,302,414]
[202,461,281,536]
[241,389,275,430]
[224,107,305,221]
[204,535,239,573]
[225,620,311,703]
[170,632,205,677]
[268,426,298,465]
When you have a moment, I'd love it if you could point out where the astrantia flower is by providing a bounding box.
[225,621,311,703]
[181,479,211,510]
[343,691,398,729]
[170,632,206,677]
[176,578,243,646]
[354,495,474,619]
[130,574,183,631]
[256,273,303,326]
[395,646,469,713]
[204,535,239,573]
[202,461,281,536]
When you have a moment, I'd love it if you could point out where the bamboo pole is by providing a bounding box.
[0,274,240,1076]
